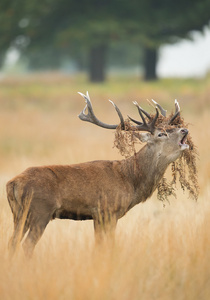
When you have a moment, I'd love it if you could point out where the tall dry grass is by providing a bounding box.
[0,73,210,299]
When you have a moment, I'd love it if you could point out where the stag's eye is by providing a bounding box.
[158,132,167,137]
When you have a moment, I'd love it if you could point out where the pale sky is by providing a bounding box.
[157,26,210,78]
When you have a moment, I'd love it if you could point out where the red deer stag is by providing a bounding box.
[7,92,189,257]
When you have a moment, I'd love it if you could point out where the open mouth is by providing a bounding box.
[180,133,188,145]
[179,131,189,150]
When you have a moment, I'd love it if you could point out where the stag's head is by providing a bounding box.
[130,99,189,163]
[78,92,189,164]
[138,126,189,164]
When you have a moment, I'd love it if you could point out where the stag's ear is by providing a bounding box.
[137,132,151,143]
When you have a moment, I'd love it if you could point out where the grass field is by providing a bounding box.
[0,73,210,299]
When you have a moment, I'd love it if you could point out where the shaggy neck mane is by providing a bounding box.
[120,143,169,202]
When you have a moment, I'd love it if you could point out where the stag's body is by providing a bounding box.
[7,145,166,221]
[7,93,189,257]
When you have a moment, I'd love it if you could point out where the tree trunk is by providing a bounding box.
[0,52,5,70]
[89,44,107,82]
[143,47,158,81]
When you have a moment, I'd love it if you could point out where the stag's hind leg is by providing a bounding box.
[22,212,52,258]
[8,210,29,257]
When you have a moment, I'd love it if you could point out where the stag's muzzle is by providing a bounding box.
[179,129,189,150]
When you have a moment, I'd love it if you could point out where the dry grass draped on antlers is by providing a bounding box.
[114,113,199,202]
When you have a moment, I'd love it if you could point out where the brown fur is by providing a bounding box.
[7,126,189,257]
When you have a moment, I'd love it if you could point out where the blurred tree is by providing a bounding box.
[0,0,26,67]
[117,0,210,80]
[0,0,210,81]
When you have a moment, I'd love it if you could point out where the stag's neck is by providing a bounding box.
[121,143,169,203]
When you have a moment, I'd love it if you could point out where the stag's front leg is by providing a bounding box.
[93,213,117,244]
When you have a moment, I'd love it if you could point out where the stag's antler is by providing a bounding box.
[152,99,167,117]
[78,91,125,129]
[78,92,181,134]
[128,101,159,134]
[131,98,181,126]
[78,92,159,134]
[168,99,180,124]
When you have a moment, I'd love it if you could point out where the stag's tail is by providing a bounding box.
[7,181,21,222]
[6,180,31,256]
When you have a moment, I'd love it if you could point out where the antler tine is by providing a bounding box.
[168,99,180,124]
[108,100,125,130]
[150,107,159,129]
[133,101,147,126]
[152,99,167,117]
[128,102,145,127]
[175,99,180,113]
[128,101,159,134]
[128,115,143,126]
[133,101,151,120]
[78,92,94,122]
[127,101,150,126]
[78,91,125,129]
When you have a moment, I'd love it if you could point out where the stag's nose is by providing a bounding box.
[181,129,188,135]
